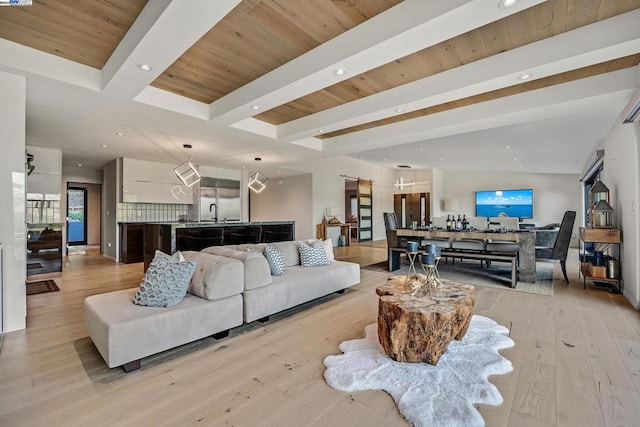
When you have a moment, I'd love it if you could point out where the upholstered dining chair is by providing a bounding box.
[383,212,405,262]
[535,210,576,283]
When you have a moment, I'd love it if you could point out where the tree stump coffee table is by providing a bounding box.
[376,275,476,365]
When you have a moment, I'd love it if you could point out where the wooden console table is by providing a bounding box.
[316,223,351,246]
[376,276,475,365]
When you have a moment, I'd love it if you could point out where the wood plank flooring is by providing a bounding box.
[0,243,639,426]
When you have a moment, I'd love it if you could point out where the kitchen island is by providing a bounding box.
[135,221,295,270]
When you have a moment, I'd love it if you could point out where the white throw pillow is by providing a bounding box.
[323,239,335,262]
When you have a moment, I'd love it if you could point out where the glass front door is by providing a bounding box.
[67,187,87,246]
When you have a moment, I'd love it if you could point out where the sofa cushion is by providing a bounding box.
[202,246,272,291]
[272,241,300,267]
[133,250,195,307]
[264,244,286,276]
[297,240,330,267]
[182,251,244,300]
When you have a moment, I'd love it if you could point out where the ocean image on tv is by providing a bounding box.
[476,189,533,218]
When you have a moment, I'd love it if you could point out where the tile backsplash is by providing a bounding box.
[26,200,61,224]
[117,203,190,223]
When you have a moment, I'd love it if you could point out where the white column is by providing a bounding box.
[0,70,27,332]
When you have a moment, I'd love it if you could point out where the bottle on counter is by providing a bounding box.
[462,214,468,230]
[456,215,462,230]
[446,215,451,230]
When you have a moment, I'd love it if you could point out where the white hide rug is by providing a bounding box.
[323,316,515,427]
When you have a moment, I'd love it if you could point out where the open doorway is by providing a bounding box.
[66,183,101,255]
[344,178,373,243]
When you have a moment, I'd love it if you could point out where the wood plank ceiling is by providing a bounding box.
[0,0,148,69]
[0,0,638,140]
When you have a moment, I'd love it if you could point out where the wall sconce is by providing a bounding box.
[248,171,268,193]
[174,161,200,187]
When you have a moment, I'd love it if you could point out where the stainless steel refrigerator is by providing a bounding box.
[199,177,241,223]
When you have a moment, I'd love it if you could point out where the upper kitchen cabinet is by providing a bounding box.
[121,158,193,204]
[26,145,61,200]
[198,165,241,180]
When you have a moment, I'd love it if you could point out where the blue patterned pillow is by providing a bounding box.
[264,244,286,276]
[297,240,330,267]
[133,250,196,307]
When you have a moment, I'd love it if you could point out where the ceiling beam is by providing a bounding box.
[0,38,100,91]
[210,0,546,128]
[320,68,639,155]
[102,0,241,98]
[277,10,640,142]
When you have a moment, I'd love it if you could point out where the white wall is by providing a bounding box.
[249,173,313,240]
[290,156,395,241]
[442,170,581,240]
[0,70,27,332]
[602,120,640,309]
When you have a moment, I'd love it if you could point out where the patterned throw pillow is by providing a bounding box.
[133,250,196,307]
[264,244,286,276]
[297,240,330,267]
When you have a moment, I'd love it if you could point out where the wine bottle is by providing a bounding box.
[462,214,467,230]
[456,215,462,230]
[446,215,451,230]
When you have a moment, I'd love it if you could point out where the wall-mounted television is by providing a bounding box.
[475,189,533,219]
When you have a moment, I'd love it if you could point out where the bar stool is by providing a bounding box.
[406,241,419,275]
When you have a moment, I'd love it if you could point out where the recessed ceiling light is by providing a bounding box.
[513,157,518,161]
[383,158,387,161]
[518,73,531,80]
[395,108,405,113]
[419,148,423,152]
[318,129,325,133]
[333,68,346,76]
[137,63,152,72]
[519,166,524,169]
[251,105,260,110]
[100,144,109,148]
[439,158,444,161]
[505,145,511,149]
[77,163,83,167]
[115,132,124,136]
[498,0,518,9]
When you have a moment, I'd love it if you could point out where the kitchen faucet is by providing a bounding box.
[209,203,218,222]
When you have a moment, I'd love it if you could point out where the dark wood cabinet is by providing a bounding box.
[120,224,144,264]
[393,193,430,228]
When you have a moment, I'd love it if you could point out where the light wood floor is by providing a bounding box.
[1,243,639,426]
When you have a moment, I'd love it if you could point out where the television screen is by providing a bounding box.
[475,189,533,218]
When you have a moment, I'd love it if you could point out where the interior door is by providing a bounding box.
[357,179,373,242]
[67,187,87,246]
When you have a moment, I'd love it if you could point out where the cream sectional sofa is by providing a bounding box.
[84,240,360,371]
[202,241,360,323]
